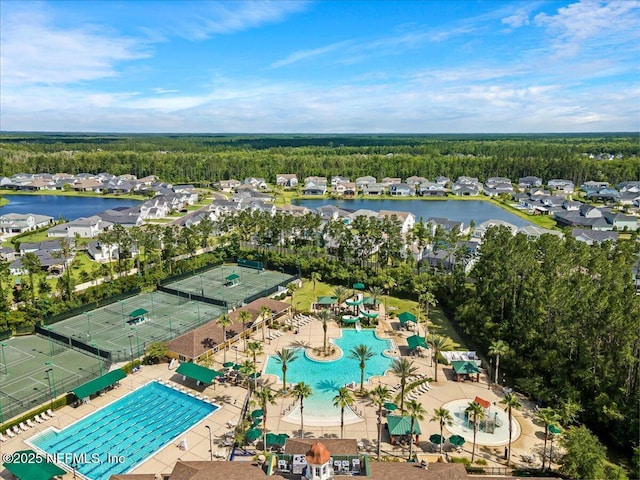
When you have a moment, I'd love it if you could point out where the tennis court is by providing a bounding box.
[0,335,104,422]
[162,264,295,308]
[42,291,226,362]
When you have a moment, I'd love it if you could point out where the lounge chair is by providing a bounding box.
[333,460,342,473]
[26,419,36,428]
[0,433,6,442]
[34,414,45,423]
[342,460,350,472]
[278,459,290,472]
[6,429,16,438]
[19,422,29,432]
[352,458,361,473]
[46,409,56,417]
[40,411,50,420]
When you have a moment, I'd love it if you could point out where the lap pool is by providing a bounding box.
[265,329,394,426]
[28,381,218,480]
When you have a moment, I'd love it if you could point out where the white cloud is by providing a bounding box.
[501,9,531,29]
[152,88,181,94]
[270,41,352,68]
[0,9,148,86]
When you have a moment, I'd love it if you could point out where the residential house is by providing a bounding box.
[587,188,620,203]
[331,176,350,187]
[554,205,612,230]
[485,177,512,188]
[388,183,415,197]
[0,213,54,234]
[96,208,143,228]
[456,176,479,185]
[518,225,564,240]
[217,179,241,192]
[304,176,328,186]
[602,210,638,231]
[72,178,104,192]
[571,229,619,245]
[361,183,386,195]
[405,176,428,187]
[243,177,268,189]
[547,179,575,193]
[87,241,118,262]
[426,217,468,236]
[582,181,609,192]
[275,174,298,188]
[435,176,450,187]
[47,215,109,238]
[381,177,401,186]
[484,183,513,197]
[277,204,313,216]
[451,181,482,196]
[518,176,543,190]
[472,219,518,240]
[378,210,415,234]
[334,182,356,196]
[303,183,327,195]
[355,176,377,189]
[418,182,447,197]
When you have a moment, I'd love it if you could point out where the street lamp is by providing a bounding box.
[44,361,57,407]
[164,314,173,337]
[47,326,55,357]
[92,343,103,376]
[128,334,134,366]
[131,328,140,357]
[205,425,213,461]
[377,406,382,460]
[232,346,238,364]
[199,275,204,298]
[488,359,493,390]
[118,300,126,328]
[83,311,92,340]
[1,342,7,375]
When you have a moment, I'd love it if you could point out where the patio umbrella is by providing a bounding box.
[549,424,562,435]
[449,435,465,446]
[223,361,235,368]
[429,434,444,445]
[384,402,398,411]
[249,372,262,378]
[265,432,279,447]
[251,409,264,418]
[251,418,262,428]
[232,363,242,371]
[245,428,262,443]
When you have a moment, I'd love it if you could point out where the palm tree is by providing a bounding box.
[384,277,396,319]
[333,387,354,439]
[466,401,485,462]
[274,348,299,393]
[310,271,321,301]
[333,285,349,309]
[259,306,272,342]
[488,340,510,387]
[237,310,252,349]
[254,385,277,452]
[536,407,560,471]
[420,291,437,339]
[287,282,297,316]
[216,313,231,363]
[368,286,384,311]
[240,359,257,391]
[430,407,454,455]
[427,335,450,383]
[290,382,312,438]
[21,252,42,304]
[318,309,330,354]
[406,399,426,461]
[390,358,418,412]
[247,340,263,366]
[370,385,390,459]
[500,393,522,466]
[349,344,374,394]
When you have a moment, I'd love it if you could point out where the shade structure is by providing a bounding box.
[266,432,289,448]
[397,311,416,325]
[346,297,364,306]
[316,296,338,305]
[251,409,264,418]
[226,273,240,281]
[353,283,365,290]
[251,418,263,428]
[341,316,358,324]
[406,335,428,350]
[129,308,148,318]
[232,363,242,371]
[249,372,262,379]
[223,361,235,368]
[245,428,262,443]
[449,435,465,446]
[72,369,126,400]
[384,402,398,411]
[175,362,223,384]
[549,424,562,435]
[451,360,481,375]
[2,450,66,480]
[360,309,379,318]
[429,434,444,445]
[387,415,421,435]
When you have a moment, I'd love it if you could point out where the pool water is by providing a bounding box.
[442,399,520,447]
[265,329,394,426]
[30,381,217,480]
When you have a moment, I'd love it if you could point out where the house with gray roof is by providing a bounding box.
[47,215,109,238]
[0,213,54,234]
[571,229,619,245]
[418,182,446,197]
[388,183,415,197]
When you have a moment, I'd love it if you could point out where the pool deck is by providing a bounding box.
[1,311,548,479]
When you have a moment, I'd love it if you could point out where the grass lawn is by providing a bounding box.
[0,189,147,201]
[489,198,558,229]
[0,197,8,207]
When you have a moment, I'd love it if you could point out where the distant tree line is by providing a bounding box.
[1,134,638,185]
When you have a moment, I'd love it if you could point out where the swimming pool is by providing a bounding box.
[443,399,520,447]
[29,381,218,480]
[265,329,394,426]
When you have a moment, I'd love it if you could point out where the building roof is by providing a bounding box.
[284,438,358,456]
[369,462,468,480]
[306,442,332,465]
[387,415,421,435]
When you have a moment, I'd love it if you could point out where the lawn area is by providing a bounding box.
[0,189,147,201]
[0,197,8,207]
[490,198,558,229]
[293,278,468,350]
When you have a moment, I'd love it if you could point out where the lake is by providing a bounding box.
[0,194,141,220]
[296,198,532,227]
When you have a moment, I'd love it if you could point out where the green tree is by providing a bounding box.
[237,310,252,349]
[333,386,354,439]
[216,313,231,364]
[465,401,485,462]
[488,339,510,387]
[318,309,330,354]
[536,407,560,471]
[406,399,426,461]
[419,291,437,340]
[254,385,277,452]
[274,348,299,393]
[21,252,42,304]
[430,407,454,455]
[0,258,10,313]
[239,359,257,390]
[390,358,418,412]
[290,381,312,438]
[370,385,391,460]
[427,335,450,383]
[52,238,74,301]
[247,340,263,366]
[500,392,522,466]
[310,271,321,301]
[145,341,168,364]
[259,306,272,342]
[559,425,607,480]
[349,344,374,394]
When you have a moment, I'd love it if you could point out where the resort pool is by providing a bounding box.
[29,381,218,480]
[443,399,520,447]
[265,329,394,426]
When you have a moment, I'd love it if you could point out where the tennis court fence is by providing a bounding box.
[35,324,113,362]
[156,285,228,308]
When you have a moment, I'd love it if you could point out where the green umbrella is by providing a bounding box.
[233,363,242,371]
[549,424,562,435]
[223,361,235,368]
[429,434,444,444]
[384,402,398,411]
[449,435,465,446]
[353,282,365,290]
[245,428,262,443]
[249,372,262,379]
[265,432,279,447]
[276,433,290,446]
[251,409,264,418]
[251,418,262,428]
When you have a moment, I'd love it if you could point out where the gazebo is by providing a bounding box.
[397,311,416,328]
[387,415,421,445]
[128,308,148,325]
[315,296,338,310]
[451,360,481,382]
[406,335,428,351]
[225,273,240,287]
[176,362,223,386]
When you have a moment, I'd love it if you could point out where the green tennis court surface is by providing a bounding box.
[0,335,104,422]
[163,264,294,308]
[41,291,226,363]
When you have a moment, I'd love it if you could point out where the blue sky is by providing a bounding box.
[1,0,638,133]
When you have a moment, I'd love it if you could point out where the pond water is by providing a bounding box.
[0,194,141,220]
[296,198,531,227]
